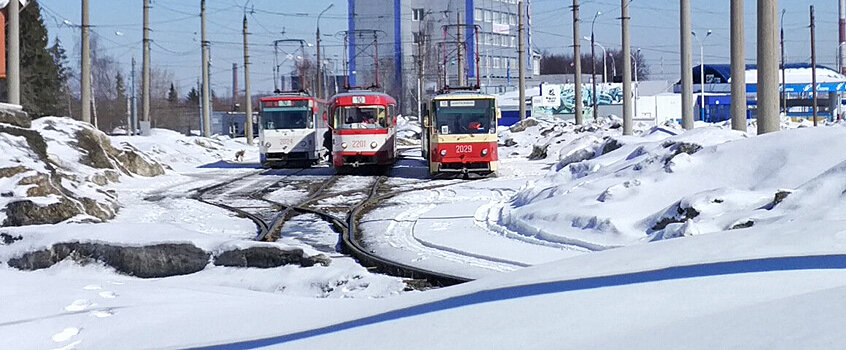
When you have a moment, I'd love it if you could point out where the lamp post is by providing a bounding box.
[634,47,640,117]
[609,52,616,81]
[780,9,787,115]
[316,3,334,99]
[590,11,602,121]
[692,30,712,122]
[583,37,608,83]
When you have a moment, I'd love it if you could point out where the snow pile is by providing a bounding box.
[396,115,422,145]
[0,117,165,227]
[112,128,259,172]
[494,117,846,250]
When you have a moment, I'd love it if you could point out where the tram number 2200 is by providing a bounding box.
[455,145,473,153]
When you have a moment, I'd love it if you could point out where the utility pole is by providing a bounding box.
[621,0,632,135]
[7,0,19,105]
[141,0,151,135]
[730,0,746,131]
[758,0,779,134]
[243,15,254,144]
[417,14,426,119]
[457,13,465,87]
[201,0,211,137]
[810,5,818,127]
[780,10,786,116]
[518,1,526,121]
[591,12,599,121]
[232,63,238,110]
[317,4,334,99]
[80,0,90,123]
[126,90,131,135]
[572,0,583,125]
[840,0,846,75]
[131,57,138,135]
[680,0,693,130]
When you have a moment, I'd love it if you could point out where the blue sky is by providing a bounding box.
[38,0,844,96]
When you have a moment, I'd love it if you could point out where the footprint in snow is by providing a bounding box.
[64,300,94,312]
[98,291,117,299]
[90,309,115,318]
[82,285,102,291]
[51,340,82,350]
[51,327,80,342]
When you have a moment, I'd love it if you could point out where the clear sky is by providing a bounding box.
[38,0,844,97]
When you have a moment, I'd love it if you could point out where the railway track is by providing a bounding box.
[191,165,475,288]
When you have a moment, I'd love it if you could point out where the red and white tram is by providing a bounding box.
[326,91,398,169]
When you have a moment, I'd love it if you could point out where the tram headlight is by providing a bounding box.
[481,148,489,157]
[264,142,272,149]
[341,142,348,149]
[440,149,447,157]
[370,141,378,149]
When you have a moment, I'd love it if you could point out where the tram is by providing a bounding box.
[422,92,500,176]
[326,91,398,169]
[258,92,328,168]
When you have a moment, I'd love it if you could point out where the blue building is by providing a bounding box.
[677,63,846,122]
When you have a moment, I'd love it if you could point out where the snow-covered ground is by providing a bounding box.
[3,115,846,349]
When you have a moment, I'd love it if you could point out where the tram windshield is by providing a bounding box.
[334,106,388,130]
[262,107,311,130]
[434,99,495,135]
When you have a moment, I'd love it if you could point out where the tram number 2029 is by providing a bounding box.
[455,145,473,153]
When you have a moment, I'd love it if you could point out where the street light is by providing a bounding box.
[692,29,712,122]
[634,48,641,117]
[609,52,616,81]
[316,3,334,99]
[583,36,607,83]
[590,11,602,121]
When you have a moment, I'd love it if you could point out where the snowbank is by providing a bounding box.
[495,117,846,250]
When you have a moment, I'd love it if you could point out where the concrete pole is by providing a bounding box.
[810,5,818,127]
[232,63,238,110]
[243,15,254,144]
[780,10,786,116]
[201,0,212,137]
[131,57,138,135]
[730,0,747,131]
[757,0,780,134]
[680,0,693,129]
[457,13,465,87]
[80,0,91,122]
[7,0,19,105]
[572,0,584,125]
[518,1,526,121]
[621,0,632,135]
[142,0,151,134]
[840,0,846,75]
[591,29,598,120]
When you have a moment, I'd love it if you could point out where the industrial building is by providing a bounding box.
[348,0,536,115]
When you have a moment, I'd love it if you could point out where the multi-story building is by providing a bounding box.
[348,0,534,115]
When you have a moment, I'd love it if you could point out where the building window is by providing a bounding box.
[510,14,517,25]
[413,31,423,44]
[475,8,482,21]
[484,10,492,22]
[510,36,516,48]
[493,57,501,69]
[412,8,424,21]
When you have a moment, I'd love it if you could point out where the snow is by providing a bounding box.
[4,115,846,349]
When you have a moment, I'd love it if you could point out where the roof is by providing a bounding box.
[692,64,846,85]
[433,92,496,100]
